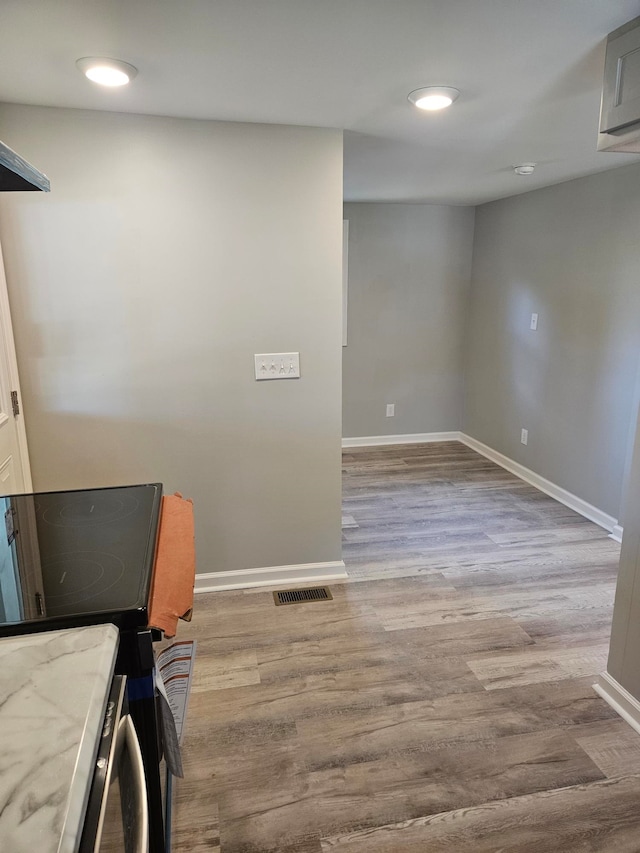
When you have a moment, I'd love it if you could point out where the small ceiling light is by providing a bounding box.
[408,86,460,111]
[76,57,138,87]
[514,163,536,176]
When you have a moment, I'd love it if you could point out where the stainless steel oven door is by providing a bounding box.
[80,675,149,853]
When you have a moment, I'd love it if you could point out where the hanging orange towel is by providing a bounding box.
[148,492,196,638]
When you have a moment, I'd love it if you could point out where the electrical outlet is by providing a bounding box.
[530,313,538,331]
[521,428,528,445]
[386,403,395,417]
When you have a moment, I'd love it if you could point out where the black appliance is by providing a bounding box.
[80,675,149,853]
[0,483,167,853]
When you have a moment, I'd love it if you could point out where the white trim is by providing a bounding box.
[194,560,348,593]
[459,433,618,533]
[342,431,461,448]
[0,238,32,492]
[340,429,620,533]
[342,219,349,347]
[593,672,640,737]
[609,524,624,544]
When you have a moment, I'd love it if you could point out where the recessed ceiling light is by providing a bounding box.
[514,163,536,176]
[76,57,138,87]
[408,86,460,111]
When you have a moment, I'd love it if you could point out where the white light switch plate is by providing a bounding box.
[254,352,300,380]
[530,313,538,331]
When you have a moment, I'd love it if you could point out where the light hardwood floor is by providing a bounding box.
[171,442,639,852]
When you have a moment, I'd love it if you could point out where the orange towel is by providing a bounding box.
[148,492,196,638]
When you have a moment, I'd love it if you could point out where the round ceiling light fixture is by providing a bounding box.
[76,57,138,87]
[514,163,536,176]
[407,86,460,111]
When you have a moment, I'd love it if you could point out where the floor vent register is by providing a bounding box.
[273,587,333,606]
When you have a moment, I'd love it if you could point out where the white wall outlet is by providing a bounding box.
[521,428,528,445]
[386,403,395,417]
[530,313,539,331]
[254,352,300,380]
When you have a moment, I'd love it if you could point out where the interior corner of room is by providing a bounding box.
[344,165,640,520]
[341,167,640,718]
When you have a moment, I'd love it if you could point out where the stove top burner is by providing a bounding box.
[0,483,162,633]
[41,493,141,527]
[42,551,126,611]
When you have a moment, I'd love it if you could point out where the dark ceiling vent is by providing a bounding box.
[0,140,50,192]
[273,587,333,606]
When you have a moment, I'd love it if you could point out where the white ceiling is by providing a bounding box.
[1,0,640,204]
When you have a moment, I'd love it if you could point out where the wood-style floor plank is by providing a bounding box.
[320,775,640,852]
[171,441,634,853]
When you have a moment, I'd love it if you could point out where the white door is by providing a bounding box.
[0,238,31,496]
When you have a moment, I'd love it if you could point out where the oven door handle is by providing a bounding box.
[124,714,149,853]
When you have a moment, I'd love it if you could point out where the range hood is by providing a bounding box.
[0,140,50,192]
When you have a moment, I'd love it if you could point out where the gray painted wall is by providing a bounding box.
[342,203,475,438]
[464,162,640,520]
[0,104,343,574]
[607,406,640,697]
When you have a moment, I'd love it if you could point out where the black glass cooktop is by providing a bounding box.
[0,483,162,636]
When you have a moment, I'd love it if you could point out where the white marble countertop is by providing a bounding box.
[0,624,119,853]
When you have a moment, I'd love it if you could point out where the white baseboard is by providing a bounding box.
[194,560,348,593]
[459,433,618,533]
[342,431,461,448]
[341,429,620,533]
[609,524,624,544]
[594,672,640,736]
